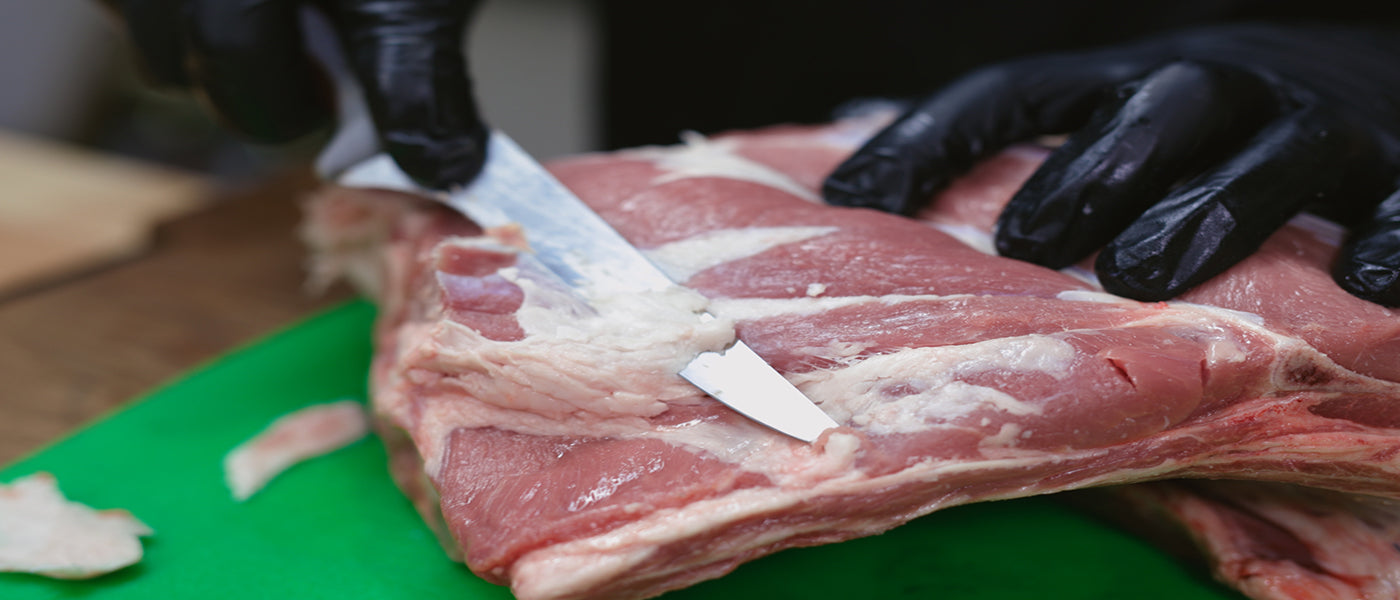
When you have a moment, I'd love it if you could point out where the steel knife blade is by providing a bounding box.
[336,132,838,443]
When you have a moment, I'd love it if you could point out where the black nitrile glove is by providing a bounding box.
[823,24,1400,307]
[102,0,488,189]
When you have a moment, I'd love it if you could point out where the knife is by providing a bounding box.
[299,7,835,442]
[333,135,838,443]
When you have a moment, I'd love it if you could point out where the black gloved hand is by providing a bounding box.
[102,0,488,189]
[823,24,1400,307]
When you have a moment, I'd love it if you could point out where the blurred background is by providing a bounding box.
[0,0,604,321]
[0,0,601,180]
[0,0,604,465]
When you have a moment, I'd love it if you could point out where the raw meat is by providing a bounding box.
[0,472,152,579]
[1081,481,1400,600]
[223,400,369,501]
[302,117,1400,600]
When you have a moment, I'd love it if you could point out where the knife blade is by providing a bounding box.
[336,132,838,443]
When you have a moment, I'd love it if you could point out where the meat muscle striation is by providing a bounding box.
[1081,480,1400,599]
[302,118,1400,600]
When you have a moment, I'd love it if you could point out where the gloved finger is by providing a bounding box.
[1096,109,1381,301]
[184,0,330,142]
[110,0,191,86]
[822,54,1156,215]
[995,61,1274,269]
[327,0,488,190]
[1335,187,1400,307]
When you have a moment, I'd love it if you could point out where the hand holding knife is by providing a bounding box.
[305,9,837,443]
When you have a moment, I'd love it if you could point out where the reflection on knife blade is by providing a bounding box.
[336,131,838,442]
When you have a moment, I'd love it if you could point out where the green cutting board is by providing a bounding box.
[1,300,1243,599]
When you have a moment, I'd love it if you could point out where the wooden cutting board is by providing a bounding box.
[0,131,210,297]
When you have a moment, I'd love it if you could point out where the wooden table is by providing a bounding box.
[0,165,355,465]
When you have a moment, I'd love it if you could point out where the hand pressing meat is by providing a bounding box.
[99,0,490,190]
[823,24,1400,308]
[102,5,1398,306]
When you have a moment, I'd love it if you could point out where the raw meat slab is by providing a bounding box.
[303,118,1400,600]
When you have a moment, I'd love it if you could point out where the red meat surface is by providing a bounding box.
[302,117,1400,600]
[1092,480,1400,600]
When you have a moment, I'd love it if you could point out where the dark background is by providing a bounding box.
[598,0,1400,148]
